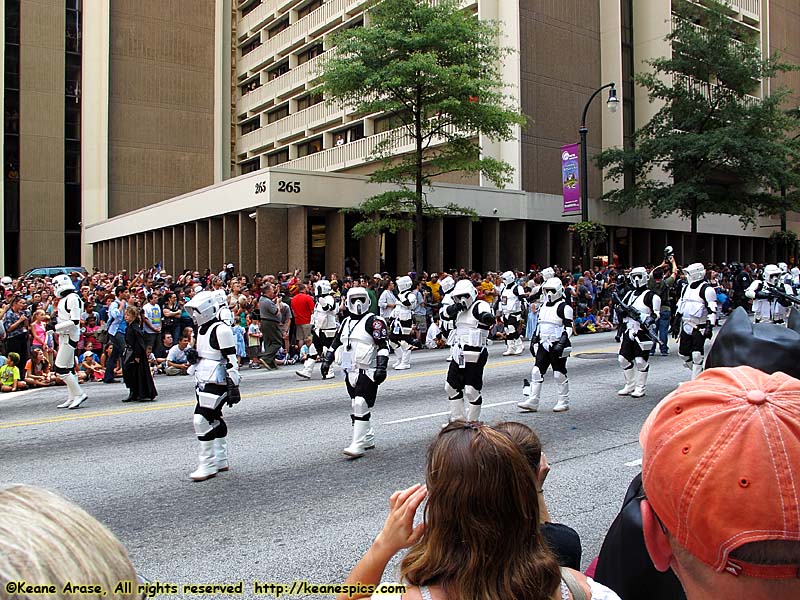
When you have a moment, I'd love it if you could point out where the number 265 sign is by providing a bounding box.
[254,180,302,195]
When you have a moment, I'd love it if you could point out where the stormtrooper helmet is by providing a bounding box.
[346,287,371,316]
[764,264,782,286]
[542,277,564,303]
[778,262,788,274]
[501,271,516,286]
[52,274,75,298]
[683,263,706,284]
[451,279,478,309]
[396,276,413,294]
[540,267,555,281]
[440,276,455,295]
[629,267,649,289]
[315,279,332,296]
[186,291,223,326]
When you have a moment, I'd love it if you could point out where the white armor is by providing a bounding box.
[296,290,339,380]
[621,288,660,340]
[313,294,338,333]
[536,302,573,352]
[187,290,240,482]
[336,314,385,372]
[677,280,718,380]
[746,279,772,322]
[450,300,493,363]
[500,282,526,316]
[616,286,660,398]
[389,279,418,370]
[54,288,87,410]
[391,290,418,330]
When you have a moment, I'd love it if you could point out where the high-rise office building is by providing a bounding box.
[6,0,800,275]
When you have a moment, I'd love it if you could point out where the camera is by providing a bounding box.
[664,245,675,262]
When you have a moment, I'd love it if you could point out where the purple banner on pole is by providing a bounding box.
[561,143,581,214]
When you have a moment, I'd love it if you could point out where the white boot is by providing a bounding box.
[553,374,569,412]
[691,362,704,380]
[617,369,636,396]
[295,359,315,380]
[215,438,229,472]
[466,401,482,421]
[394,347,411,370]
[343,419,371,458]
[512,337,524,355]
[502,340,514,356]
[364,426,376,450]
[63,373,87,409]
[518,379,542,412]
[448,397,466,422]
[631,368,649,398]
[190,440,218,481]
[57,375,74,408]
[522,378,531,396]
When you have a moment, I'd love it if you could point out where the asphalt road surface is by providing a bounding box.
[2,331,695,598]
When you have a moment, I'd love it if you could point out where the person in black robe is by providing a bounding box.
[122,306,158,403]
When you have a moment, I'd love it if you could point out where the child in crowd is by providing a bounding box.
[80,315,100,352]
[43,315,55,365]
[80,349,104,382]
[146,345,158,378]
[100,343,122,379]
[233,321,247,367]
[30,309,47,352]
[24,348,54,388]
[1,352,27,392]
[299,336,312,363]
[247,314,262,369]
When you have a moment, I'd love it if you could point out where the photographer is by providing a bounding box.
[648,248,678,356]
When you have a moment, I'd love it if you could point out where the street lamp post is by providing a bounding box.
[578,82,619,269]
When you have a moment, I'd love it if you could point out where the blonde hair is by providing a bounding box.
[0,485,138,599]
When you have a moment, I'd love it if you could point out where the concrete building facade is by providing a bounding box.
[11,0,800,276]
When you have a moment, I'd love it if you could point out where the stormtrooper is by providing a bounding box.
[527,267,556,304]
[53,274,88,409]
[518,277,573,413]
[615,267,661,398]
[441,279,495,422]
[388,275,418,370]
[498,271,527,356]
[295,280,338,380]
[184,290,241,481]
[672,262,718,379]
[320,287,390,458]
[437,276,457,358]
[745,264,794,325]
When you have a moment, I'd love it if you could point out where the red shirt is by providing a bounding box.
[291,293,315,326]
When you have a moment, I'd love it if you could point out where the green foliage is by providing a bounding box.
[769,230,798,246]
[568,221,607,248]
[320,0,526,265]
[596,0,800,231]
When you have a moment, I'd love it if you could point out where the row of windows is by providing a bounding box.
[239,41,326,96]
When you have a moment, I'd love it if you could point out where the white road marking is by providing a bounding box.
[383,400,520,425]
[624,458,642,467]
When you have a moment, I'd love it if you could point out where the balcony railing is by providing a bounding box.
[238,0,366,77]
[237,100,344,154]
[671,16,759,59]
[283,121,460,172]
[673,74,760,107]
[238,50,329,114]
[726,0,760,19]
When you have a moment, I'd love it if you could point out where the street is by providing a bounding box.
[2,331,693,598]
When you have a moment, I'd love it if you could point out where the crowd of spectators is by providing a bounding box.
[0,258,791,394]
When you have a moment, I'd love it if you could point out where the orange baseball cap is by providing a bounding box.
[641,366,800,578]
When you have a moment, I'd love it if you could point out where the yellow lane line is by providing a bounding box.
[0,345,619,430]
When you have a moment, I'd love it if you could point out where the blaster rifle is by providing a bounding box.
[767,284,800,307]
[612,291,659,345]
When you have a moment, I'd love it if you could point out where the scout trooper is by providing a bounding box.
[53,274,88,409]
[441,279,495,422]
[320,287,390,458]
[746,264,794,325]
[616,267,661,398]
[437,276,458,359]
[388,275,418,370]
[518,277,573,413]
[527,267,555,304]
[295,280,338,380]
[674,262,718,379]
[499,271,527,356]
[185,290,241,481]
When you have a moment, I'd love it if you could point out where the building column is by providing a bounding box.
[395,228,413,276]
[287,206,308,274]
[184,223,197,272]
[360,235,381,276]
[754,238,766,264]
[729,236,741,263]
[162,228,174,275]
[714,235,727,265]
[209,218,224,272]
[325,210,345,278]
[239,212,256,277]
[143,231,152,270]
[223,213,239,267]
[113,238,120,272]
[172,226,184,273]
[632,229,650,267]
[257,206,288,275]
[551,224,572,268]
[500,220,526,271]
[482,218,500,273]
[120,237,129,273]
[741,236,753,265]
[425,218,444,273]
[528,221,550,268]
[454,217,473,271]
[136,234,146,272]
[152,230,163,268]
[196,221,210,272]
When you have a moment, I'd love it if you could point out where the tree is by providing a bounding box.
[596,0,800,256]
[321,0,526,271]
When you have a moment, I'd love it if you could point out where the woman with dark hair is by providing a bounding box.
[122,306,157,403]
[337,422,620,600]
[160,291,182,343]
